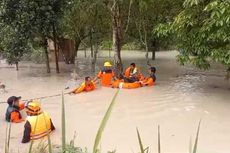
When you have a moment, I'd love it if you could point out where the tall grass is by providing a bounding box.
[136,128,145,153]
[189,136,192,153]
[5,122,11,153]
[157,125,161,153]
[192,120,201,153]
[62,92,66,153]
[136,128,149,153]
[93,90,120,153]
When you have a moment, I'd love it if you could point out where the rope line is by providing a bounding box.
[0,92,69,104]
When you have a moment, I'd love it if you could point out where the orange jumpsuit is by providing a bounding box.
[97,69,115,87]
[72,81,96,94]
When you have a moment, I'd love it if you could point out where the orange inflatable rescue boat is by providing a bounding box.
[112,80,141,89]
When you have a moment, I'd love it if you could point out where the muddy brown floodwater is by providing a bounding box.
[0,51,230,153]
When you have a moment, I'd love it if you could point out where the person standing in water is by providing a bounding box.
[22,101,55,143]
[140,67,156,86]
[94,61,115,87]
[5,96,25,123]
[70,76,96,94]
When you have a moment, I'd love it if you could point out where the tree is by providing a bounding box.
[0,0,68,73]
[0,24,30,70]
[0,0,31,70]
[171,0,230,78]
[129,0,183,61]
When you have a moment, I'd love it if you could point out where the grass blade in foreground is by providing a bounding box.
[62,92,66,153]
[136,128,145,153]
[158,125,161,153]
[93,90,120,153]
[5,122,9,153]
[193,120,201,153]
[189,136,193,153]
[28,111,39,153]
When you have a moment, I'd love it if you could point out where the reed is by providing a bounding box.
[62,92,66,153]
[157,125,161,153]
[136,128,145,153]
[5,122,11,153]
[192,120,201,153]
[93,90,120,153]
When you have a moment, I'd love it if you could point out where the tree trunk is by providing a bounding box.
[15,62,19,71]
[69,38,81,64]
[152,49,156,60]
[112,1,123,75]
[226,67,230,80]
[53,24,60,73]
[91,43,98,72]
[150,41,157,60]
[44,38,50,73]
[144,27,149,63]
[84,48,87,58]
[90,29,94,58]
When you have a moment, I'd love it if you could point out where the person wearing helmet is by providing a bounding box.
[22,101,55,143]
[5,96,25,123]
[140,67,156,86]
[94,61,115,87]
[70,76,96,94]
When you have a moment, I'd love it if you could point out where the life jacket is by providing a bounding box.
[124,67,144,80]
[5,106,22,122]
[145,78,154,86]
[124,67,132,78]
[143,74,156,86]
[97,69,114,87]
[27,111,52,140]
[74,81,96,93]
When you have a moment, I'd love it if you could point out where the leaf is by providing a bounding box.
[136,128,145,153]
[193,120,201,153]
[158,125,161,153]
[62,92,66,153]
[93,90,120,153]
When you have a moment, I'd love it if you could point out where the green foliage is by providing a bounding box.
[0,0,68,69]
[128,0,183,55]
[30,141,49,153]
[64,133,88,153]
[22,47,45,64]
[93,90,120,153]
[170,0,230,71]
[136,128,149,153]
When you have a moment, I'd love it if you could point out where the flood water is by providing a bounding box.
[0,51,230,153]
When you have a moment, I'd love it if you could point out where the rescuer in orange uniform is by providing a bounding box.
[124,63,144,82]
[140,67,156,86]
[94,62,115,87]
[5,96,25,123]
[22,101,55,143]
[70,76,96,94]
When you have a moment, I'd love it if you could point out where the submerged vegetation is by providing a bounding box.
[4,91,202,153]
